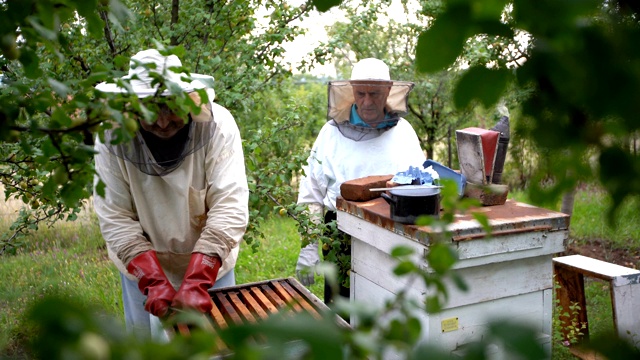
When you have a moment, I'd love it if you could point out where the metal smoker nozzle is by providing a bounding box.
[490,116,510,184]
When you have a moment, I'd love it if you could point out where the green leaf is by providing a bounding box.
[454,66,510,108]
[414,214,435,226]
[450,272,469,292]
[105,0,134,31]
[470,0,510,20]
[390,245,414,257]
[426,243,457,274]
[312,0,342,13]
[387,319,406,341]
[60,182,85,208]
[114,54,130,70]
[51,107,71,127]
[409,343,455,360]
[393,261,416,276]
[84,12,105,38]
[223,312,345,359]
[406,316,422,343]
[70,0,97,16]
[40,138,58,158]
[19,48,42,79]
[472,212,492,234]
[48,78,71,98]
[488,320,548,359]
[137,104,156,124]
[425,295,442,313]
[416,6,471,73]
[26,17,57,41]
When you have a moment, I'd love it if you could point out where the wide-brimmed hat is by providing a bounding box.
[327,58,414,124]
[95,49,214,98]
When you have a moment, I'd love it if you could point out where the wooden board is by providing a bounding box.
[336,197,570,245]
[553,255,640,348]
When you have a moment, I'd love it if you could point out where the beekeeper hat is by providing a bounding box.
[350,58,391,81]
[97,50,219,176]
[95,49,215,99]
[95,49,215,122]
[327,58,414,124]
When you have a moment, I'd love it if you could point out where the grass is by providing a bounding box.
[235,212,324,297]
[0,211,121,358]
[509,185,640,251]
[584,279,614,336]
[0,185,638,358]
[571,187,640,250]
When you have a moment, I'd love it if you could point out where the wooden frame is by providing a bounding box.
[553,255,640,350]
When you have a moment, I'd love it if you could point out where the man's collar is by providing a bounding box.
[349,105,398,129]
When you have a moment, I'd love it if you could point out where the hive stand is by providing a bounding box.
[553,255,640,352]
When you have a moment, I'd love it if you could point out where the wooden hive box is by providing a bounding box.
[167,277,349,355]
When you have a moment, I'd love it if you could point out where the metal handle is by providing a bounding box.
[380,192,396,205]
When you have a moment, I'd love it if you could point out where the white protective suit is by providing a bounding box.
[297,118,426,211]
[93,102,249,289]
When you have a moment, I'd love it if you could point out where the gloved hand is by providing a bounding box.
[171,252,221,313]
[127,250,177,318]
[296,242,319,286]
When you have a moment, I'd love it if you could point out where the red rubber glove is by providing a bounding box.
[126,250,177,318]
[171,252,221,313]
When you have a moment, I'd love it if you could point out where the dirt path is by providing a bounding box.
[563,238,640,270]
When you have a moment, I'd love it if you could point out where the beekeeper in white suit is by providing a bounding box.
[93,49,248,340]
[295,58,425,306]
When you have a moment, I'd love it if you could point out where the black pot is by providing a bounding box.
[381,187,440,224]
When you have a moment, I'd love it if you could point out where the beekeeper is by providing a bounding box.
[93,49,249,340]
[295,58,425,305]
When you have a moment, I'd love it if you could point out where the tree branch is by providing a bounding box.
[99,10,117,56]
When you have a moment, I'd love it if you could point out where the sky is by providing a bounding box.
[261,0,420,78]
[281,5,343,77]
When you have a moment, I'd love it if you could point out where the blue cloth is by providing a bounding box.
[120,269,236,342]
[391,166,434,185]
[350,105,397,129]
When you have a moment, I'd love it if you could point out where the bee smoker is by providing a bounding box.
[490,116,510,184]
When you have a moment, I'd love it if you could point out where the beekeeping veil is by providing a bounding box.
[327,58,414,141]
[94,49,216,176]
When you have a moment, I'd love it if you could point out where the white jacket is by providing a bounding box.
[93,102,249,288]
[297,119,425,211]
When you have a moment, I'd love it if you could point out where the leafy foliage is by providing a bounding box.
[0,0,320,252]
[414,0,640,219]
[242,98,319,251]
[24,290,579,360]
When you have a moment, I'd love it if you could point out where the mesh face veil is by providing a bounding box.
[103,115,216,176]
[326,58,415,141]
[95,49,217,176]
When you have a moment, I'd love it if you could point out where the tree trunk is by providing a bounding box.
[170,0,180,45]
[447,124,452,168]
[561,186,577,223]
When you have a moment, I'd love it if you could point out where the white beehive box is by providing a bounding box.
[336,197,569,359]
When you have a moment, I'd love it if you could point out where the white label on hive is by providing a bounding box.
[441,317,459,333]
